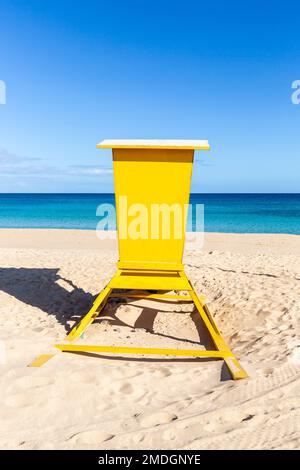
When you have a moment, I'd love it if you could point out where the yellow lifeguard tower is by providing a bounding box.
[32,139,247,380]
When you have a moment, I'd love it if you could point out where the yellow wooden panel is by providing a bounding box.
[113,149,193,269]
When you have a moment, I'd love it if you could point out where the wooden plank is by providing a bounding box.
[108,273,191,290]
[109,293,192,301]
[55,343,229,358]
[96,139,210,150]
[28,354,55,367]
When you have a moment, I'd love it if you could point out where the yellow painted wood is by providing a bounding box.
[187,281,248,380]
[28,354,55,367]
[118,269,179,275]
[96,139,210,150]
[55,343,230,358]
[67,285,112,341]
[117,260,184,271]
[223,356,248,380]
[113,148,193,270]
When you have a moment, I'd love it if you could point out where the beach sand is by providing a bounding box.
[0,229,299,450]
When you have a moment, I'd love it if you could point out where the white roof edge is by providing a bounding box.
[96,139,210,149]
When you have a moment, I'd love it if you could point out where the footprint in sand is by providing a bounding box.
[262,367,274,377]
[162,429,177,441]
[119,382,133,394]
[132,432,145,444]
[139,411,177,428]
[69,371,95,384]
[114,382,148,402]
[70,430,114,445]
[204,409,254,432]
[111,368,141,380]
[153,367,171,378]
[276,396,300,411]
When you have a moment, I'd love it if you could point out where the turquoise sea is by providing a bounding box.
[0,194,300,234]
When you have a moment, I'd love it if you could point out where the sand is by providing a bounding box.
[0,229,299,450]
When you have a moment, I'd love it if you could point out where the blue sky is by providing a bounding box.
[0,0,299,193]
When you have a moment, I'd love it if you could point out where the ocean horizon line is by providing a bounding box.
[0,193,299,234]
[0,192,299,195]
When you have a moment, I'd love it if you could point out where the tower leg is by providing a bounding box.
[27,284,112,367]
[66,285,112,341]
[187,280,247,380]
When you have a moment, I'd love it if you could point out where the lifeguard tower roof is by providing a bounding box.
[96,139,210,150]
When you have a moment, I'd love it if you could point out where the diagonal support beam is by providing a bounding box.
[182,273,247,380]
[28,354,55,367]
[66,285,112,341]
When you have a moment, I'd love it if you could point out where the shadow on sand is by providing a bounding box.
[0,267,94,330]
